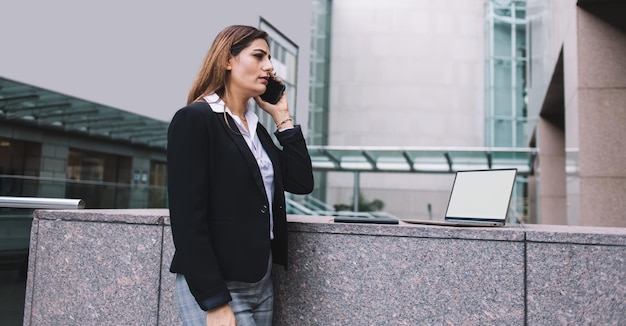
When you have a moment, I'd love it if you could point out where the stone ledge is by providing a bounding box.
[23,210,626,325]
[34,208,169,225]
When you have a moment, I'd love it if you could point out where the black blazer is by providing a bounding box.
[167,101,314,311]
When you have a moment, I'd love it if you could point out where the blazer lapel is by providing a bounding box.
[215,112,266,196]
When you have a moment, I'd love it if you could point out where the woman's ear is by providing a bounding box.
[225,57,232,71]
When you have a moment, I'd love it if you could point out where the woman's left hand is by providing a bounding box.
[254,76,294,129]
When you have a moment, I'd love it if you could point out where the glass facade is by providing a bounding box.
[0,138,41,198]
[485,0,530,223]
[0,140,167,210]
[65,149,132,209]
[149,161,167,208]
[307,0,332,201]
[485,0,529,148]
[308,0,332,146]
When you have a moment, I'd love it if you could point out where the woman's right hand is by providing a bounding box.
[206,304,236,326]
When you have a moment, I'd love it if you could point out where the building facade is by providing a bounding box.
[325,0,495,220]
[321,0,624,227]
[526,0,626,227]
[2,0,623,231]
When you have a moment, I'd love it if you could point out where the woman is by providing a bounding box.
[167,25,314,326]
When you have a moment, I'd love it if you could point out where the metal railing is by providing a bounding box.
[0,196,84,274]
[0,174,167,209]
[0,196,85,209]
[286,195,399,220]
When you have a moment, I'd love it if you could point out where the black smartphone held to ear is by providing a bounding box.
[260,77,286,104]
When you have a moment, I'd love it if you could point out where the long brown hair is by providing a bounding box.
[187,25,269,105]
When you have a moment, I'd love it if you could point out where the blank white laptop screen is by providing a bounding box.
[445,169,517,220]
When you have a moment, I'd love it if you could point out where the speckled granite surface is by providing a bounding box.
[273,232,525,325]
[24,214,164,325]
[23,211,626,325]
[159,225,182,325]
[522,224,626,325]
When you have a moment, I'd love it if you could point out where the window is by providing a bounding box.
[485,0,528,148]
[66,149,131,208]
[148,161,167,208]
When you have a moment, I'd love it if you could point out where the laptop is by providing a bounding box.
[402,168,517,227]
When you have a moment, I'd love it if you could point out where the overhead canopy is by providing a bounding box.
[1,77,538,174]
[307,145,537,175]
[0,77,168,149]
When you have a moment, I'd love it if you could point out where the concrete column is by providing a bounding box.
[577,7,626,227]
[527,171,538,224]
[537,118,567,225]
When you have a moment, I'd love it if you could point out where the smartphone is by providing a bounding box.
[260,77,286,104]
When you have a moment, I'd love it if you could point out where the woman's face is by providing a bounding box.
[227,38,274,98]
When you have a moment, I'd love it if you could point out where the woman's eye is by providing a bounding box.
[254,53,264,59]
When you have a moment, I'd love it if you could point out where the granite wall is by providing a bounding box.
[24,211,626,325]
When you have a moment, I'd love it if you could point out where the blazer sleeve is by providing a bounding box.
[274,125,314,194]
[167,106,232,310]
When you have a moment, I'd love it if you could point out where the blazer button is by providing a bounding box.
[260,205,268,214]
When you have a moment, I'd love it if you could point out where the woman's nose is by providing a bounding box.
[264,60,274,73]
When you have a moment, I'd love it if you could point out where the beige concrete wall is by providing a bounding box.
[327,0,486,217]
[329,0,485,148]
